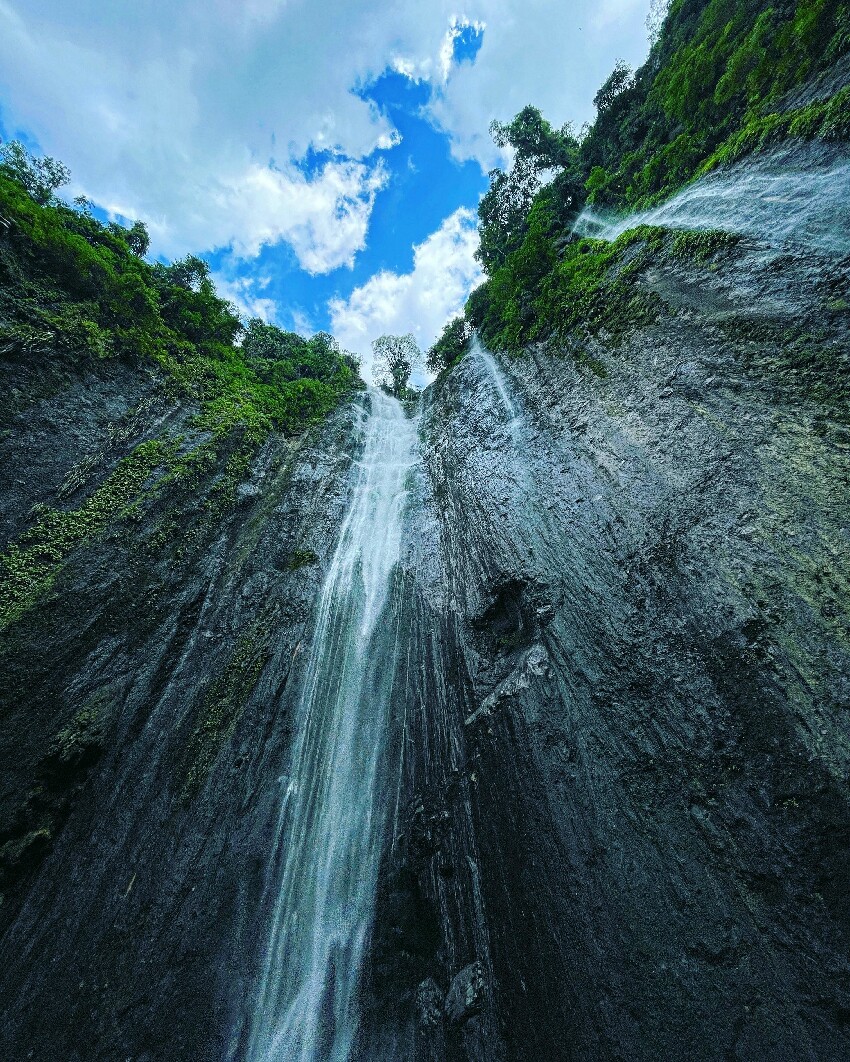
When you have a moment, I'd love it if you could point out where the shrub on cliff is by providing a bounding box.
[426,317,472,375]
[469,0,850,356]
[0,143,357,437]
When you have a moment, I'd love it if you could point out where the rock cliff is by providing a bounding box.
[1,177,849,1060]
[368,223,850,1060]
[0,348,367,1059]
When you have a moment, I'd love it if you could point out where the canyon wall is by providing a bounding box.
[1,177,850,1061]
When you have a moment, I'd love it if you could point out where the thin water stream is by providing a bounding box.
[469,341,522,442]
[572,148,850,255]
[473,338,519,425]
[247,389,418,1062]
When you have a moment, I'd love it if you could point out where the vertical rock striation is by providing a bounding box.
[369,232,850,1060]
[0,348,371,1060]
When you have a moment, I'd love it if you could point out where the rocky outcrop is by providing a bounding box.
[1,189,850,1061]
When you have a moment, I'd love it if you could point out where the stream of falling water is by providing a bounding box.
[247,389,417,1062]
[472,337,523,450]
[571,147,850,254]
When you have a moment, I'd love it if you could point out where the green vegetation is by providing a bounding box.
[699,84,850,171]
[0,142,364,631]
[670,228,742,260]
[476,106,581,274]
[0,438,176,632]
[0,690,111,898]
[286,548,320,570]
[580,0,850,211]
[468,225,670,356]
[182,625,271,799]
[371,333,421,398]
[466,0,850,359]
[426,316,473,374]
[0,142,359,439]
[718,317,850,412]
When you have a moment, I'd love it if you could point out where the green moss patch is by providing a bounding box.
[286,548,319,571]
[0,437,177,631]
[0,691,112,903]
[182,626,271,800]
[671,229,743,262]
[720,319,850,416]
[700,86,850,174]
[467,225,672,357]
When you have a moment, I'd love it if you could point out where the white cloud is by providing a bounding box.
[329,207,483,381]
[392,2,653,170]
[289,309,315,338]
[211,273,278,323]
[0,0,392,267]
[209,159,387,271]
[0,1,652,265]
[438,17,487,82]
[391,55,431,82]
[591,0,650,31]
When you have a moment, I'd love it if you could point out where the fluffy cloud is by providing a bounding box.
[438,17,487,82]
[204,159,387,271]
[211,273,278,323]
[329,207,483,381]
[423,0,652,169]
[0,1,651,265]
[0,0,391,267]
[591,0,653,32]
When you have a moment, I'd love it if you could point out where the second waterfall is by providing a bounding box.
[247,390,418,1062]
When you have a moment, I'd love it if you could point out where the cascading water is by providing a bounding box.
[472,337,519,425]
[468,336,577,583]
[571,145,850,255]
[247,389,418,1062]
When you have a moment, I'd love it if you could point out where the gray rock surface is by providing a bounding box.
[0,347,368,1060]
[366,231,850,1061]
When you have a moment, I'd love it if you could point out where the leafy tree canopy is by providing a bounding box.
[426,316,472,375]
[467,0,850,361]
[0,140,70,206]
[0,151,359,438]
[372,333,421,397]
[593,61,634,114]
[126,220,150,257]
[476,106,580,274]
[490,105,576,170]
[242,319,360,387]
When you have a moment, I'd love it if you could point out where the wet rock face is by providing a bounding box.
[445,962,485,1026]
[0,348,367,1060]
[1,224,850,1059]
[372,234,850,1060]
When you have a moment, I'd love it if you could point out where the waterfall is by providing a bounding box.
[472,337,520,426]
[247,389,418,1062]
[571,147,850,255]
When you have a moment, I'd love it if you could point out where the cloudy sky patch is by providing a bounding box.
[0,0,652,375]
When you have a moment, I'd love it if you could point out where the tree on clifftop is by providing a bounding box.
[0,140,70,206]
[372,333,420,397]
[476,106,580,274]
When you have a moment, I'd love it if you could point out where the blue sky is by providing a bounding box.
[0,0,653,376]
[207,67,489,343]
